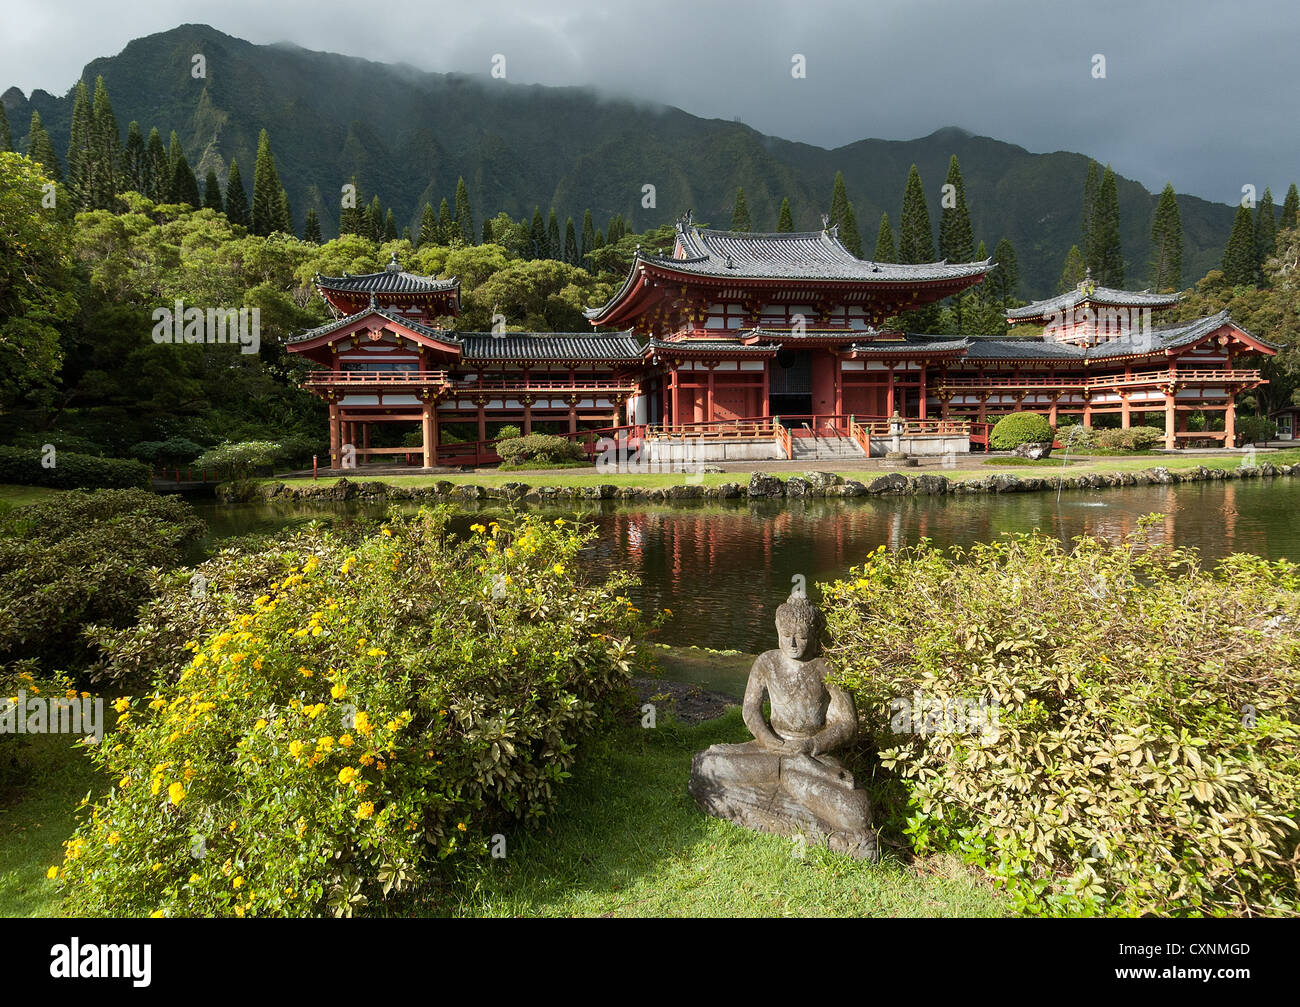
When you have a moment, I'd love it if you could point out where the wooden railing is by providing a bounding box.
[774,422,793,460]
[302,369,449,384]
[936,368,1263,391]
[645,419,785,440]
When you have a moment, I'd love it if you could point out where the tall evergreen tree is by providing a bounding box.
[1222,204,1257,286]
[777,198,794,232]
[608,214,625,243]
[1059,245,1087,292]
[593,228,605,250]
[250,129,285,236]
[367,196,385,242]
[1081,159,1100,267]
[1092,165,1124,286]
[990,237,1019,304]
[530,207,547,258]
[1254,186,1277,280]
[143,128,167,201]
[87,76,121,209]
[224,159,249,226]
[202,168,223,211]
[0,103,10,152]
[454,176,473,243]
[303,208,322,243]
[938,155,974,262]
[898,164,934,263]
[25,111,61,180]
[581,209,595,259]
[383,207,397,241]
[167,131,182,178]
[1281,183,1300,232]
[873,212,895,262]
[546,209,561,259]
[730,187,751,231]
[168,154,201,206]
[433,198,450,243]
[276,186,293,234]
[828,171,862,255]
[65,80,92,208]
[418,203,437,246]
[1148,183,1183,292]
[401,226,411,242]
[562,217,578,263]
[120,121,145,194]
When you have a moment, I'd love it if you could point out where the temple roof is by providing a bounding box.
[1006,275,1180,321]
[966,310,1270,361]
[287,307,459,346]
[845,335,970,355]
[645,338,778,356]
[314,254,460,297]
[459,331,641,362]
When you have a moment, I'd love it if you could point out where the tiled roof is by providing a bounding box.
[314,254,460,296]
[1006,280,1180,320]
[645,338,778,354]
[459,331,641,362]
[964,310,1264,360]
[847,335,971,355]
[286,308,462,346]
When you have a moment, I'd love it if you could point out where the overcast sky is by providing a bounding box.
[5,0,1296,205]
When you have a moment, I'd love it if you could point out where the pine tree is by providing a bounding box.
[121,121,145,194]
[143,128,167,201]
[402,226,411,242]
[777,198,794,232]
[203,168,223,211]
[564,216,579,264]
[1059,245,1087,292]
[976,239,988,260]
[367,196,385,242]
[873,212,895,262]
[581,210,595,259]
[169,154,201,206]
[25,111,61,180]
[938,155,974,262]
[1148,183,1183,292]
[593,228,605,250]
[454,176,473,243]
[547,209,560,259]
[1092,165,1124,286]
[276,187,293,234]
[87,76,121,209]
[1281,183,1300,232]
[0,103,10,152]
[898,164,934,263]
[167,131,182,178]
[1222,204,1257,286]
[829,172,862,255]
[419,203,437,246]
[730,187,751,231]
[383,208,397,241]
[530,207,547,258]
[224,159,249,226]
[251,130,286,235]
[1081,160,1100,268]
[65,81,92,208]
[303,208,322,243]
[607,214,624,243]
[481,218,493,244]
[1254,186,1277,280]
[990,237,1019,304]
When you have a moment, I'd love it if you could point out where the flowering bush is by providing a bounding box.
[56,509,652,917]
[821,523,1300,917]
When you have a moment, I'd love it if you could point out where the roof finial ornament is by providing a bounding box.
[725,254,735,269]
[677,208,693,230]
[386,252,401,272]
[821,213,830,232]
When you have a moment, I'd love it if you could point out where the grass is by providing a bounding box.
[0,484,65,507]
[0,733,104,918]
[414,712,1008,918]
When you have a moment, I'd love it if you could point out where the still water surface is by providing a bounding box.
[195,478,1300,656]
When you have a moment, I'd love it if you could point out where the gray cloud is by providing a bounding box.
[5,0,1297,203]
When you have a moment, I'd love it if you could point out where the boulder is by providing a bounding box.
[802,471,842,492]
[867,472,909,494]
[914,474,950,495]
[1014,441,1053,460]
[784,476,810,498]
[748,472,784,498]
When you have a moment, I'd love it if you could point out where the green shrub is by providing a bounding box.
[195,441,286,481]
[0,445,150,490]
[1237,415,1278,445]
[129,438,206,467]
[495,425,522,442]
[54,510,653,917]
[989,413,1055,451]
[495,434,584,466]
[0,490,207,675]
[821,526,1300,917]
[1095,427,1163,451]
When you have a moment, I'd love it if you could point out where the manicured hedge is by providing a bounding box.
[989,413,1055,451]
[0,445,150,490]
[495,434,584,466]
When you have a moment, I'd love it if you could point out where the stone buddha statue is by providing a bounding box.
[689,595,875,858]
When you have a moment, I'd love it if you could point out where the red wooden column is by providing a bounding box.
[1225,398,1237,444]
[1120,392,1131,429]
[523,398,533,434]
[886,365,896,415]
[476,401,487,443]
[761,363,770,417]
[421,401,434,468]
[1163,391,1177,450]
[671,368,680,427]
[917,363,927,419]
[706,366,715,423]
[328,400,340,468]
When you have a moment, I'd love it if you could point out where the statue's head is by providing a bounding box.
[775,595,822,660]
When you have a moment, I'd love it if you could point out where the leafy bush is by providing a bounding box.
[1053,420,1096,450]
[821,525,1300,917]
[495,434,584,466]
[0,666,82,798]
[1237,415,1278,445]
[1095,427,1164,451]
[494,425,522,441]
[989,413,1055,451]
[0,490,207,675]
[54,510,652,917]
[129,438,206,467]
[194,441,286,481]
[0,445,150,490]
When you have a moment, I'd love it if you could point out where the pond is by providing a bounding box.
[194,477,1300,660]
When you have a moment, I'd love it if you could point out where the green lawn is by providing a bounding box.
[414,712,1007,918]
[0,733,104,918]
[0,484,65,507]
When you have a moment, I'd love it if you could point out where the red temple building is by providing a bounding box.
[288,215,1275,467]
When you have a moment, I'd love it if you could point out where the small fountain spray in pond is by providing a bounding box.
[1056,425,1087,504]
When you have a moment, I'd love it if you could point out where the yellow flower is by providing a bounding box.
[190,874,202,883]
[553,518,565,526]
[331,683,347,700]
[338,766,357,785]
[356,802,375,820]
[456,822,467,832]
[381,527,392,537]
[354,712,372,736]
[553,564,565,575]
[112,697,130,714]
[151,777,163,796]
[233,876,244,889]
[118,776,131,789]
[168,782,186,806]
[106,832,121,845]
[46,866,60,879]
[288,740,305,758]
[151,910,166,918]
[254,718,268,732]
[338,734,353,748]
